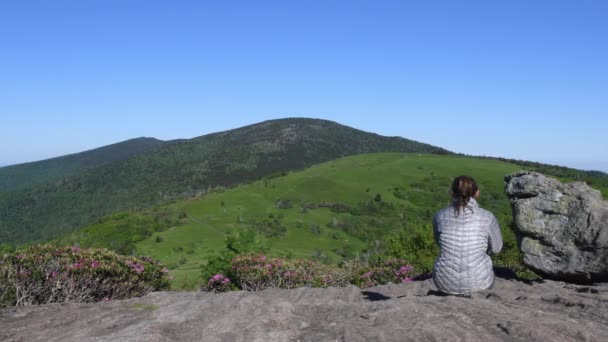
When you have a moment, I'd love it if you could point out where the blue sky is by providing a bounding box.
[1,0,607,171]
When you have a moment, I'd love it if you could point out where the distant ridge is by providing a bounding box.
[0,137,166,192]
[471,155,608,181]
[0,118,451,244]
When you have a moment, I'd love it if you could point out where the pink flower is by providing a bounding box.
[72,262,82,269]
[212,274,224,282]
[402,277,413,283]
[91,261,100,268]
[161,268,169,274]
[128,262,144,273]
[399,266,412,273]
[222,278,230,284]
[359,271,374,279]
[71,247,81,252]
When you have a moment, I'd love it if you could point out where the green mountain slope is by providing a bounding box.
[0,137,166,192]
[55,153,554,289]
[1,118,450,245]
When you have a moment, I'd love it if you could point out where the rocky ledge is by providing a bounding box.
[2,276,608,341]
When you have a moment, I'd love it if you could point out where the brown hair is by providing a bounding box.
[451,175,479,215]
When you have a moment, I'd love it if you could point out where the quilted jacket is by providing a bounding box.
[432,198,503,294]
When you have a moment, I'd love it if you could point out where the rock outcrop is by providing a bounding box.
[2,277,608,341]
[505,171,608,282]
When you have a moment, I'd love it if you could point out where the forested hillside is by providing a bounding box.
[0,137,166,192]
[0,118,450,245]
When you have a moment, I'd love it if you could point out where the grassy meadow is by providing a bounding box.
[54,153,605,289]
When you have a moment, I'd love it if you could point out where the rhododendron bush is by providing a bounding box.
[201,253,416,292]
[0,245,170,307]
[353,258,415,288]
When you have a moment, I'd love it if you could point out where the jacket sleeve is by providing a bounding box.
[433,213,440,245]
[487,215,503,254]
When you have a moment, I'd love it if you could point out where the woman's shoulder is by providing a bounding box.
[434,206,454,221]
[475,206,498,221]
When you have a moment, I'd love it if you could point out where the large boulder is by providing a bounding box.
[505,171,608,282]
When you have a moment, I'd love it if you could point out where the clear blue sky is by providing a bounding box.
[1,0,606,171]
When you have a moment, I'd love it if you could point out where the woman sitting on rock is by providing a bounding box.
[432,176,503,294]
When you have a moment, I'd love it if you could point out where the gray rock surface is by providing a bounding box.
[2,277,608,341]
[505,171,608,282]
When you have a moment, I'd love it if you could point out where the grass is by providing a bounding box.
[55,153,607,290]
[130,303,160,311]
[137,153,522,289]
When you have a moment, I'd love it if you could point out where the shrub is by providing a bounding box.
[228,253,351,291]
[201,251,235,284]
[274,199,293,209]
[225,230,266,255]
[392,187,409,200]
[201,273,234,292]
[384,224,438,273]
[201,230,267,282]
[328,203,351,213]
[308,224,321,235]
[250,219,288,238]
[493,258,542,281]
[352,258,416,288]
[200,253,416,292]
[0,243,14,256]
[350,199,395,216]
[0,245,171,307]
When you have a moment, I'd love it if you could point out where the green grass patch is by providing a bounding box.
[54,153,606,290]
[130,303,160,311]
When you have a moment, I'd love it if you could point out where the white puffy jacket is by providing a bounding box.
[432,198,503,294]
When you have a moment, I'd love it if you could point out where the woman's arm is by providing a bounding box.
[488,215,503,254]
[433,213,440,245]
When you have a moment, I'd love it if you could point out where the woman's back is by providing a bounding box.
[432,176,503,295]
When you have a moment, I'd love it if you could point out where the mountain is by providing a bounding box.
[0,137,166,192]
[474,155,608,187]
[0,118,451,245]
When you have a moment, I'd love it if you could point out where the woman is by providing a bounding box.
[432,176,503,294]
